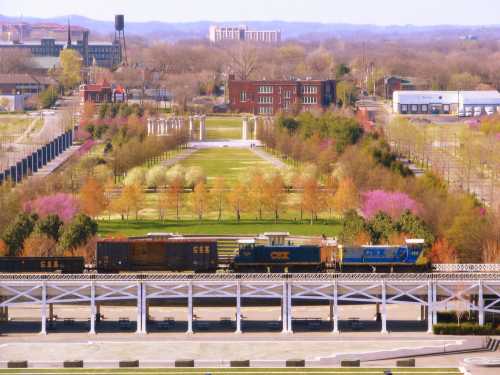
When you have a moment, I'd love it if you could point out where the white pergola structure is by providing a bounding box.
[241,116,273,141]
[0,273,498,335]
[147,117,187,137]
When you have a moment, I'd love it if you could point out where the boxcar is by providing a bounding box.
[0,257,84,273]
[232,243,332,272]
[96,239,218,273]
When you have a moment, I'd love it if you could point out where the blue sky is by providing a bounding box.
[1,0,499,25]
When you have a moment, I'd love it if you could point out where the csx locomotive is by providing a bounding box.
[0,233,428,274]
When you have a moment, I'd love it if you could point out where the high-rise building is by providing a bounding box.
[209,25,281,43]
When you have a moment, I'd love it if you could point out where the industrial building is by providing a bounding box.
[228,75,336,115]
[209,25,281,43]
[0,21,122,68]
[393,90,500,116]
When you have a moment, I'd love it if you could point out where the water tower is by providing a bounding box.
[114,14,127,65]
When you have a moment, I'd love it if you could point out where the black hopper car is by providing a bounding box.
[0,257,84,274]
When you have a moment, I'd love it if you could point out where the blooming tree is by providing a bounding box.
[24,193,79,222]
[362,190,420,220]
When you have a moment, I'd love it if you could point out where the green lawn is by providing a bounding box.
[205,116,254,140]
[178,148,273,181]
[0,116,34,137]
[98,219,341,237]
[0,368,463,374]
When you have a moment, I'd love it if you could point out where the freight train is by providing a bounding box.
[0,233,429,274]
[94,233,428,273]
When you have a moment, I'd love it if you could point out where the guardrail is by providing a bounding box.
[433,264,500,273]
[0,272,499,281]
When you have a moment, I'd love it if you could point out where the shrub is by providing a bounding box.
[433,323,500,335]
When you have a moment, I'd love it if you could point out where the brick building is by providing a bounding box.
[228,76,336,115]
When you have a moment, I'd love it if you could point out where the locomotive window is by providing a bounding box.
[41,261,46,268]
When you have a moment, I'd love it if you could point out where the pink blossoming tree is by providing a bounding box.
[362,190,420,220]
[24,193,79,222]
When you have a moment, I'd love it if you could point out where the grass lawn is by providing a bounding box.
[0,368,463,374]
[98,219,342,237]
[178,148,274,182]
[0,116,34,137]
[205,116,255,140]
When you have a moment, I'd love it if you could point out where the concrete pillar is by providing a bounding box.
[90,281,96,335]
[242,117,248,140]
[332,281,339,334]
[432,283,437,324]
[235,281,242,334]
[189,116,193,138]
[381,281,388,334]
[40,282,47,335]
[136,282,142,334]
[199,116,206,141]
[281,282,287,333]
[287,282,293,334]
[427,281,433,334]
[141,284,147,334]
[478,281,485,326]
[187,282,193,334]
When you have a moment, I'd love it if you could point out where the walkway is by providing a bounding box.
[31,144,81,178]
[251,147,287,169]
[160,148,198,168]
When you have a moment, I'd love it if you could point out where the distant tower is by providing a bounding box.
[114,14,127,65]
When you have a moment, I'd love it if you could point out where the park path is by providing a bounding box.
[160,148,198,168]
[250,147,288,169]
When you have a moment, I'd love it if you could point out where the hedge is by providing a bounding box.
[433,323,500,335]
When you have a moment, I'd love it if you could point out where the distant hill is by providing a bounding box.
[1,14,499,41]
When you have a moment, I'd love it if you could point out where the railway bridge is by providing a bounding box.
[0,272,498,335]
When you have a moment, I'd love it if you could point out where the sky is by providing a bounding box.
[1,0,499,25]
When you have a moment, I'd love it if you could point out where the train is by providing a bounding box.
[0,233,429,274]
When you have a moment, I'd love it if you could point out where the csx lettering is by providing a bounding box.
[271,251,289,260]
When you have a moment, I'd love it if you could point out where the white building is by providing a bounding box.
[0,95,24,112]
[209,25,281,43]
[393,90,500,116]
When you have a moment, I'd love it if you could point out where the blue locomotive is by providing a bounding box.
[338,239,429,272]
[232,234,428,273]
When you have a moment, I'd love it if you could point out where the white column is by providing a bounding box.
[242,117,248,140]
[432,283,438,324]
[147,119,152,136]
[40,282,47,335]
[281,282,287,333]
[253,117,258,140]
[235,281,241,334]
[187,282,193,334]
[89,281,96,335]
[333,281,339,334]
[189,116,193,138]
[287,282,292,334]
[136,282,142,334]
[478,281,484,326]
[199,116,205,141]
[381,281,388,334]
[142,284,147,333]
[427,281,433,334]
